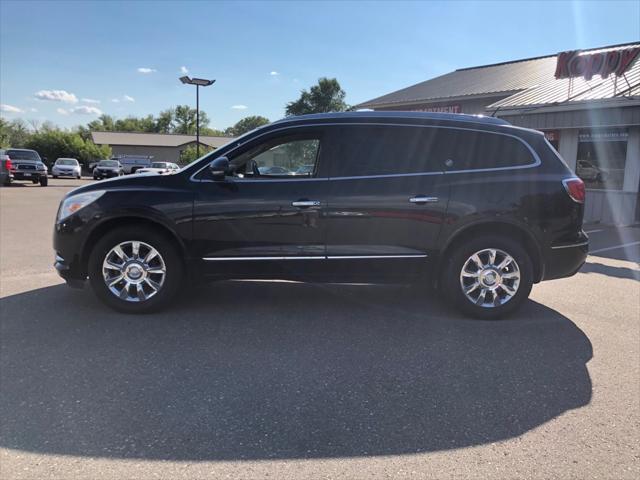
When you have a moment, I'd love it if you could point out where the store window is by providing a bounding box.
[576,129,628,190]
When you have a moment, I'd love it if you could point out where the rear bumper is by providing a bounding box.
[543,233,589,280]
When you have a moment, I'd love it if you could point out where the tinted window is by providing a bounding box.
[329,126,534,177]
[432,128,535,171]
[330,126,438,177]
[6,150,40,161]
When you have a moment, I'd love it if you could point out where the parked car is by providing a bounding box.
[115,155,153,174]
[258,165,293,175]
[576,159,608,182]
[5,148,48,186]
[0,150,14,186]
[93,159,124,180]
[53,112,588,318]
[295,164,314,175]
[135,162,180,175]
[52,158,82,179]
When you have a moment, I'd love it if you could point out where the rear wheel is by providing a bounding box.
[88,226,184,313]
[442,235,533,319]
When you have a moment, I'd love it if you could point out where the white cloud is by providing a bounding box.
[34,89,78,103]
[180,66,188,74]
[231,105,248,110]
[123,95,135,102]
[137,67,157,74]
[270,71,280,76]
[82,98,101,104]
[111,98,120,103]
[29,107,38,112]
[0,104,23,113]
[56,108,70,115]
[71,106,102,115]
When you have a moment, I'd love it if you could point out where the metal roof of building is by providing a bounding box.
[488,43,640,111]
[357,42,640,110]
[91,131,234,148]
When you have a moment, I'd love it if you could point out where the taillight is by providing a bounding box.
[563,177,585,203]
[4,157,12,171]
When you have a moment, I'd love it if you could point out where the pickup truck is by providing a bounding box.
[113,155,153,174]
[3,148,48,186]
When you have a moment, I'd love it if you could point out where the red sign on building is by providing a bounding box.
[555,47,640,80]
[410,105,461,114]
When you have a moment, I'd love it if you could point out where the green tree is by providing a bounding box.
[173,105,209,135]
[24,130,111,168]
[225,115,270,136]
[155,108,175,133]
[0,118,31,148]
[285,78,349,116]
[178,143,214,165]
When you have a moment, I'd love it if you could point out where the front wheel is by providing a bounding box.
[442,235,533,319]
[88,226,184,313]
[39,176,48,186]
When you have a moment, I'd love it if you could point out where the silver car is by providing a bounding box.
[52,158,82,179]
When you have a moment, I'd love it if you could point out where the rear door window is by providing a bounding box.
[329,125,441,177]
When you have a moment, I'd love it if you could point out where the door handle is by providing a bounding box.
[292,200,321,208]
[409,196,439,204]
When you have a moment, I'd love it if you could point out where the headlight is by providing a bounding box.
[57,190,105,221]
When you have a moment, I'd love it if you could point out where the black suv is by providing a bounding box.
[53,112,588,318]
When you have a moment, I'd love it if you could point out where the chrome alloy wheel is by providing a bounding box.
[459,248,520,308]
[102,241,166,302]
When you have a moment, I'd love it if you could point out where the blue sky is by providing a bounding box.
[1,0,638,131]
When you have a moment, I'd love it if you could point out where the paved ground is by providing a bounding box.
[0,179,638,480]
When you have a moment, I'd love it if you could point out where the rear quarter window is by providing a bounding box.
[434,128,535,171]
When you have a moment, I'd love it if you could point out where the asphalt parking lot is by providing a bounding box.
[0,179,638,480]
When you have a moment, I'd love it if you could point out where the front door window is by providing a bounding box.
[232,137,320,178]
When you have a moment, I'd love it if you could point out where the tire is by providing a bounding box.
[442,235,533,320]
[88,226,184,313]
[53,175,58,179]
[77,175,81,179]
[39,175,48,186]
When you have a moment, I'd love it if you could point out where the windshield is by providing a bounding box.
[6,150,40,161]
[151,162,168,168]
[99,160,118,167]
[56,159,78,165]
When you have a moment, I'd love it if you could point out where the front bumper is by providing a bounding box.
[12,170,45,180]
[94,169,119,178]
[53,170,79,177]
[54,252,86,288]
[543,232,589,280]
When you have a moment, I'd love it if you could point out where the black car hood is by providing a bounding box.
[63,172,180,198]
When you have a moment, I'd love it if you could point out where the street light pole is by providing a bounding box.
[179,76,216,158]
[196,84,200,157]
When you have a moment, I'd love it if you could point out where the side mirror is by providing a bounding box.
[209,156,230,180]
